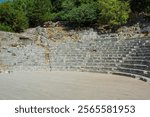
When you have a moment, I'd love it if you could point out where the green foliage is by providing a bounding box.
[98,0,131,25]
[51,0,63,12]
[0,23,13,32]
[0,1,29,32]
[52,0,99,24]
[130,0,150,13]
[0,0,148,32]
[61,0,75,11]
[26,0,52,27]
[64,3,99,24]
[0,0,53,31]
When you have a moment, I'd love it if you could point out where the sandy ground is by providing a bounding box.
[0,71,150,100]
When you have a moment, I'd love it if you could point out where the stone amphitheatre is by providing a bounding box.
[0,22,150,99]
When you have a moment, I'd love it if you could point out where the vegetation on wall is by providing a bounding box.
[0,0,149,32]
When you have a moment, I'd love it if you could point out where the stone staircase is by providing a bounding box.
[0,30,150,82]
[114,38,150,82]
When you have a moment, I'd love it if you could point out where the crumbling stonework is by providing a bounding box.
[0,22,150,81]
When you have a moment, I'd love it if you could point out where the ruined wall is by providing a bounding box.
[0,25,150,82]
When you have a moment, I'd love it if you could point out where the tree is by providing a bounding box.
[64,3,99,24]
[51,0,63,12]
[27,0,52,27]
[98,0,131,25]
[53,0,99,24]
[0,1,29,32]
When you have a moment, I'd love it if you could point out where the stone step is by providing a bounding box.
[112,71,150,82]
[86,63,116,67]
[131,53,150,56]
[124,60,150,65]
[120,63,149,70]
[129,56,150,60]
[81,66,115,72]
[116,67,145,76]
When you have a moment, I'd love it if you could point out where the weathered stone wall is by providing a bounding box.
[0,26,150,82]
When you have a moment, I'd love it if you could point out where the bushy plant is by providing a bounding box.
[0,23,13,32]
[64,3,99,24]
[51,0,63,12]
[27,0,52,27]
[0,0,148,32]
[54,0,99,24]
[0,1,29,32]
[98,0,131,25]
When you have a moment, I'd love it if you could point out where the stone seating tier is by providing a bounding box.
[120,63,149,70]
[1,34,150,82]
[124,60,150,65]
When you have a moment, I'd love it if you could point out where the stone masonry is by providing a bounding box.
[0,25,150,82]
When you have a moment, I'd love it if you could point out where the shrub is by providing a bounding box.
[98,0,131,25]
[0,23,13,32]
[0,2,29,32]
[27,0,52,27]
[51,0,63,12]
[61,2,99,24]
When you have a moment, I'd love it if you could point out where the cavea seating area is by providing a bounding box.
[1,29,150,82]
[0,28,150,99]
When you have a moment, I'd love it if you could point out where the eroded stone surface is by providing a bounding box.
[0,23,150,81]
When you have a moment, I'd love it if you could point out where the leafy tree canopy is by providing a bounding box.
[98,0,131,25]
[0,0,148,32]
